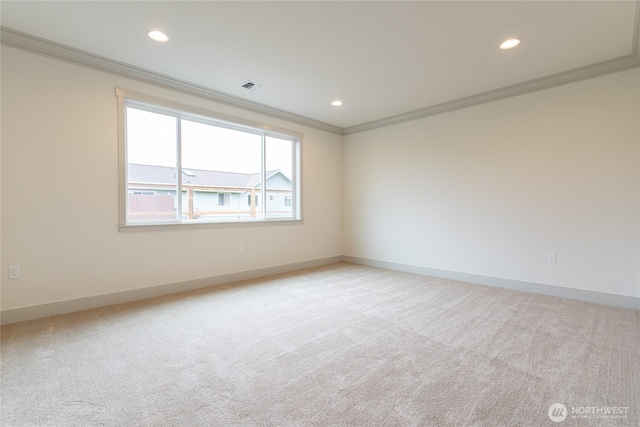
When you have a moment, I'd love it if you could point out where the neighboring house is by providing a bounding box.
[127,164,292,221]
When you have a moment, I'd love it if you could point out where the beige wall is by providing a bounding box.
[1,46,343,311]
[2,44,639,316]
[343,68,639,298]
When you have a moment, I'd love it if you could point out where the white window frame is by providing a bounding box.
[117,89,302,228]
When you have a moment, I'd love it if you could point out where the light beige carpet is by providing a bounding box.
[1,263,638,426]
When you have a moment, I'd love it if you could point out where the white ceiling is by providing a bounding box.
[1,1,638,133]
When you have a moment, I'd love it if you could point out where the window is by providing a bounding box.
[218,193,230,207]
[118,89,301,226]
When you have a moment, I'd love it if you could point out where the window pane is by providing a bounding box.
[265,136,293,218]
[126,107,178,222]
[181,119,262,221]
[119,93,301,226]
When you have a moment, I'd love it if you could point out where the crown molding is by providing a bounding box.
[343,53,640,135]
[0,27,344,135]
[2,6,639,138]
[343,0,640,135]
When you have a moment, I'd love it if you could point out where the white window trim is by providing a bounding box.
[117,88,302,229]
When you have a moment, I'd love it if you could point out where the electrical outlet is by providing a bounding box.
[547,252,557,263]
[9,266,20,279]
[239,245,245,254]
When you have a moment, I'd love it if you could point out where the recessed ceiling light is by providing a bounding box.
[499,38,521,50]
[331,100,343,107]
[148,30,169,43]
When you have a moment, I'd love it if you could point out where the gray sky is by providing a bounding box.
[126,107,293,177]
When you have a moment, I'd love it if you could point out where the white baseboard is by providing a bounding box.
[3,255,636,325]
[342,256,640,311]
[0,256,343,325]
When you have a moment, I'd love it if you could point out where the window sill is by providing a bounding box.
[118,218,302,232]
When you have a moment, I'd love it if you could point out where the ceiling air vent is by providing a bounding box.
[241,80,263,91]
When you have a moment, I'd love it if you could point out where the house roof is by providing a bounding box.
[128,164,289,189]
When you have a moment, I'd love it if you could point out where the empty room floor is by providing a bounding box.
[1,263,638,426]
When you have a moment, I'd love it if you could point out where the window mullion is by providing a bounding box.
[292,139,298,219]
[176,116,183,222]
[261,134,266,220]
